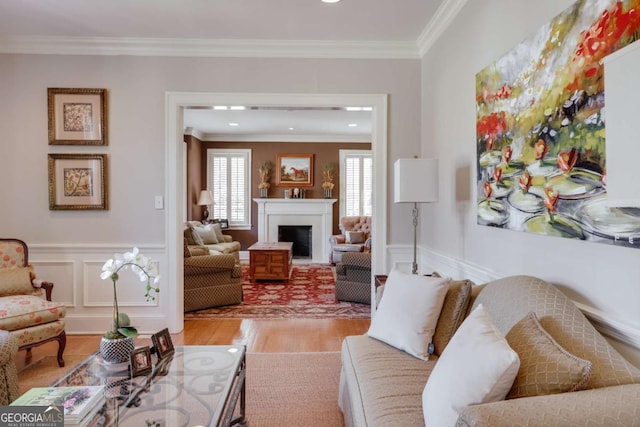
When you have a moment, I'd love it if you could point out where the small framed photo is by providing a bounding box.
[48,153,108,210]
[130,346,152,377]
[276,153,314,187]
[151,328,174,359]
[48,88,107,145]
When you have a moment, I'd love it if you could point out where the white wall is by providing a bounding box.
[0,53,421,333]
[420,0,640,364]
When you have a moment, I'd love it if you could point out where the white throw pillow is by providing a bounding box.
[367,269,449,360]
[193,225,219,244]
[422,304,520,427]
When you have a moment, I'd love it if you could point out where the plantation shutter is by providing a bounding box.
[341,150,373,217]
[207,149,251,228]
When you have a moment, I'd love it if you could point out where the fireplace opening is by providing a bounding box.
[278,225,312,259]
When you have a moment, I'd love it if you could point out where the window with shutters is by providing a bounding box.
[339,149,373,218]
[206,149,252,229]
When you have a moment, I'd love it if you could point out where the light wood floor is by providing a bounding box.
[16,318,370,390]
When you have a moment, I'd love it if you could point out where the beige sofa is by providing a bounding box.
[184,221,240,263]
[183,239,242,312]
[339,275,640,426]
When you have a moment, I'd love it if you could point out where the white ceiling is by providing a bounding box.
[0,0,448,139]
[0,0,442,41]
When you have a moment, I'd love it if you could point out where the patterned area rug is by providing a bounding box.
[184,264,371,319]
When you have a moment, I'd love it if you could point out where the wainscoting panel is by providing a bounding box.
[29,260,76,307]
[28,243,167,335]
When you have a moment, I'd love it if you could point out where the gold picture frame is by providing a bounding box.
[48,88,107,145]
[276,153,314,187]
[48,154,108,210]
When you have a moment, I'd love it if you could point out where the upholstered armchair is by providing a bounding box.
[183,240,243,312]
[329,216,372,264]
[335,252,371,305]
[0,238,66,367]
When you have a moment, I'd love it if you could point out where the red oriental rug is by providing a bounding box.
[184,264,371,320]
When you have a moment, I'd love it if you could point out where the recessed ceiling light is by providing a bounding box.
[348,123,358,127]
[322,0,341,3]
[228,122,239,127]
[345,107,362,111]
[213,106,228,110]
[288,127,295,131]
[230,106,246,110]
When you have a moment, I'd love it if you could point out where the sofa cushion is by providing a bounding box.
[506,312,592,399]
[367,269,449,360]
[472,275,640,389]
[333,244,364,253]
[340,335,436,427]
[205,241,241,254]
[184,227,204,246]
[211,223,226,243]
[423,304,520,427]
[193,224,219,244]
[432,279,473,356]
[0,295,66,331]
[0,267,35,296]
[345,230,365,244]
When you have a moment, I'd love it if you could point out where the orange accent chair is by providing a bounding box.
[0,239,66,367]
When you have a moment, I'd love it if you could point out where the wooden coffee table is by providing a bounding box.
[248,242,293,281]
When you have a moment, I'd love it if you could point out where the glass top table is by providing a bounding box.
[52,345,246,427]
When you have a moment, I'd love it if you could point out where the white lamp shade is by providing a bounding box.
[394,158,439,203]
[197,190,214,206]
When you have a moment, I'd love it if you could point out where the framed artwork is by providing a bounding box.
[151,328,174,359]
[130,346,152,377]
[475,0,640,249]
[48,154,108,210]
[276,153,314,187]
[48,88,107,145]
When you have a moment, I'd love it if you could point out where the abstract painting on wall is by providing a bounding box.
[476,0,640,248]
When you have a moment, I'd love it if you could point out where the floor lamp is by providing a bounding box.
[394,158,439,274]
[197,190,214,221]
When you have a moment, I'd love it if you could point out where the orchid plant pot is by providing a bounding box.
[100,335,135,364]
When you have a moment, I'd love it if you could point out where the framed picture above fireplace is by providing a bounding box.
[276,153,314,187]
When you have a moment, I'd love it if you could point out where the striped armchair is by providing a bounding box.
[183,240,243,312]
[335,252,371,305]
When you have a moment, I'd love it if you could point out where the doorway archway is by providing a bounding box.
[166,92,388,332]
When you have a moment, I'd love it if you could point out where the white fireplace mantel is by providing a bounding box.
[254,198,337,263]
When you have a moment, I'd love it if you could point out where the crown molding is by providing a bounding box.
[0,35,420,59]
[417,0,469,57]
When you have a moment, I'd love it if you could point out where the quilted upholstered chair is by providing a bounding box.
[0,239,66,367]
[183,240,243,312]
[0,330,18,405]
[335,252,371,305]
[329,216,372,264]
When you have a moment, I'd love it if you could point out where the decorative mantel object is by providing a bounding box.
[258,161,271,198]
[99,247,160,363]
[322,163,335,198]
[475,0,640,248]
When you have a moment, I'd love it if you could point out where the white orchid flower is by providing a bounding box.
[100,247,160,340]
